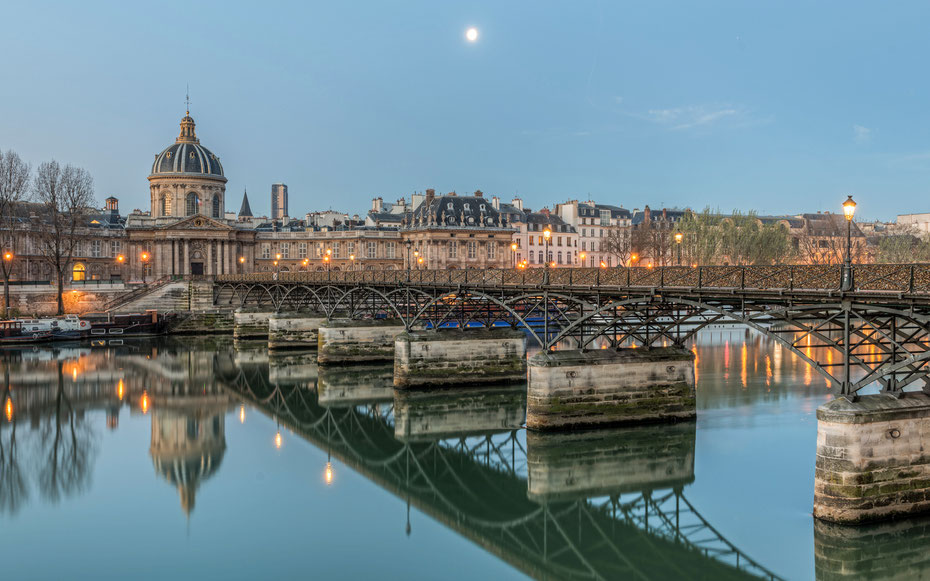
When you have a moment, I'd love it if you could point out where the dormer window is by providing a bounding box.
[447,202,454,210]
[464,203,470,211]
[480,204,486,211]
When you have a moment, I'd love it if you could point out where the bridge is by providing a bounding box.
[215,352,782,580]
[216,264,930,397]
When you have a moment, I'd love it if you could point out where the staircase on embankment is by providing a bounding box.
[104,279,216,313]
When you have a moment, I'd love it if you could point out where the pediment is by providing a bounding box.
[161,215,234,231]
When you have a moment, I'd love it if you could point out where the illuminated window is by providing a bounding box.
[72,263,86,281]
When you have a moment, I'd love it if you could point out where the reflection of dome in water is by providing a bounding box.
[150,408,227,516]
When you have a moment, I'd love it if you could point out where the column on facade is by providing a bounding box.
[182,240,190,276]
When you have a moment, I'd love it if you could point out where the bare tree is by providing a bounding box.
[603,227,631,266]
[31,161,95,314]
[0,150,30,315]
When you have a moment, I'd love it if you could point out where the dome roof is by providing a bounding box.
[150,113,225,178]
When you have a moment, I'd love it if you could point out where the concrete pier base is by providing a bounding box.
[526,347,695,431]
[393,384,526,442]
[268,312,326,350]
[394,328,527,389]
[233,309,274,340]
[814,516,930,578]
[318,364,394,407]
[317,319,405,365]
[814,393,930,525]
[527,422,696,502]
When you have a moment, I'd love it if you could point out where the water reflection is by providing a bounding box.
[4,333,930,579]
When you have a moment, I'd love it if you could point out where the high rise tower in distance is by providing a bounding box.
[271,183,288,219]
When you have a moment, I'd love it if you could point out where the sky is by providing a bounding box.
[2,0,930,221]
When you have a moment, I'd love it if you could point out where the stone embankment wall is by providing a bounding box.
[815,393,930,524]
[317,319,405,364]
[6,288,121,316]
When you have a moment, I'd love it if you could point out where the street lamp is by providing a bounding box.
[349,254,355,271]
[579,251,586,267]
[417,256,423,270]
[302,258,309,271]
[511,242,518,268]
[324,255,330,281]
[842,195,857,291]
[2,251,13,317]
[239,255,245,274]
[674,232,683,266]
[543,228,551,269]
[140,251,150,283]
[405,239,412,281]
[631,253,639,267]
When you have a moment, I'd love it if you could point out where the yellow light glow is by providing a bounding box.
[600,261,607,268]
[842,195,856,221]
[72,368,78,380]
[239,256,245,264]
[323,256,329,263]
[239,405,246,424]
[3,252,11,262]
[418,257,424,264]
[543,229,551,240]
[141,392,149,414]
[675,232,683,243]
[275,431,283,449]
[511,243,517,251]
[550,261,556,268]
[117,379,124,400]
[646,263,653,269]
[116,254,125,263]
[5,397,12,421]
[141,252,149,261]
[326,249,332,256]
[276,253,282,260]
[324,461,334,485]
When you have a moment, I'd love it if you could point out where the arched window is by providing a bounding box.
[185,192,199,216]
[72,263,86,281]
[212,195,220,218]
[160,194,170,216]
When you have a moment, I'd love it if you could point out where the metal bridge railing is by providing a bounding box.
[216,264,930,294]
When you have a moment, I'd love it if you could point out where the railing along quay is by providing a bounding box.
[216,264,930,296]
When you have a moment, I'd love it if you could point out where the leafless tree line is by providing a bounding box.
[0,149,96,314]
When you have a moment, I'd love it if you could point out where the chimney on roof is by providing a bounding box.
[512,197,523,211]
[662,208,668,220]
[425,188,435,208]
[491,196,500,210]
[644,205,652,223]
[474,190,483,198]
[372,197,383,212]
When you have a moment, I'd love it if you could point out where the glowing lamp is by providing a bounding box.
[843,196,856,221]
[325,461,334,485]
[675,232,683,244]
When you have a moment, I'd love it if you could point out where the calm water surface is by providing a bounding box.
[0,329,925,580]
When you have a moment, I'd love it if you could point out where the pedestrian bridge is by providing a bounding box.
[216,264,930,397]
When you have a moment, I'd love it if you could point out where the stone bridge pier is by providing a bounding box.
[317,319,405,365]
[268,311,327,350]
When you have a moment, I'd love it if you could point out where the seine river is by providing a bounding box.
[0,329,925,580]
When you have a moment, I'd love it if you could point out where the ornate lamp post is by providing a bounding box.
[239,255,245,274]
[3,251,13,317]
[349,254,355,271]
[324,255,330,281]
[842,196,857,291]
[413,249,419,270]
[579,251,586,267]
[511,242,518,268]
[631,253,639,267]
[674,232,683,266]
[405,239,412,281]
[543,228,552,284]
[140,251,150,283]
[417,257,423,270]
[301,258,309,271]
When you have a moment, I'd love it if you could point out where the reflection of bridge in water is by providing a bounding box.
[217,352,781,580]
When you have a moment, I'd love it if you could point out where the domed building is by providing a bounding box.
[149,112,226,219]
[125,110,256,277]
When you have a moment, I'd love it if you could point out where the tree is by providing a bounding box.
[677,208,792,266]
[876,233,930,264]
[603,227,631,266]
[0,150,30,315]
[31,161,95,314]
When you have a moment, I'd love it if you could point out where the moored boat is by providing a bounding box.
[15,314,92,340]
[0,320,56,344]
[83,310,172,337]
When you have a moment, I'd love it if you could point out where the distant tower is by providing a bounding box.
[238,188,253,221]
[271,183,288,220]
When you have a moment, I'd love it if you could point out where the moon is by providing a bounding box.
[465,27,479,42]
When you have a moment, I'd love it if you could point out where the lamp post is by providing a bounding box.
[3,251,13,317]
[511,242,518,268]
[238,255,245,274]
[674,232,683,266]
[140,251,149,283]
[405,239,412,281]
[301,258,309,271]
[631,253,639,267]
[579,252,586,267]
[413,249,420,271]
[842,195,857,291]
[349,254,355,271]
[417,257,423,270]
[543,228,552,283]
[324,255,330,281]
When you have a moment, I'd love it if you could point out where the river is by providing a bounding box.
[0,328,926,580]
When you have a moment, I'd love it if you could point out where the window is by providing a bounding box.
[480,204,486,211]
[582,241,586,251]
[261,243,271,259]
[582,228,586,237]
[487,243,496,259]
[110,240,121,257]
[332,242,340,259]
[298,242,308,259]
[538,236,543,245]
[347,242,355,256]
[91,240,102,258]
[280,242,290,259]
[449,240,458,258]
[385,241,395,259]
[160,194,170,216]
[557,236,562,247]
[367,241,376,258]
[557,251,563,264]
[212,196,221,218]
[467,241,477,259]
[529,236,534,246]
[72,263,85,281]
[464,203,470,211]
[316,243,323,258]
[185,192,199,216]
[600,210,610,226]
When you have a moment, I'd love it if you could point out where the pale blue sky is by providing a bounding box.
[2,0,929,220]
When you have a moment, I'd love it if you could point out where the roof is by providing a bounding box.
[238,189,253,217]
[406,194,512,230]
[150,114,224,178]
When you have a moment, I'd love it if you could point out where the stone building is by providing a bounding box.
[556,200,632,267]
[401,190,515,270]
